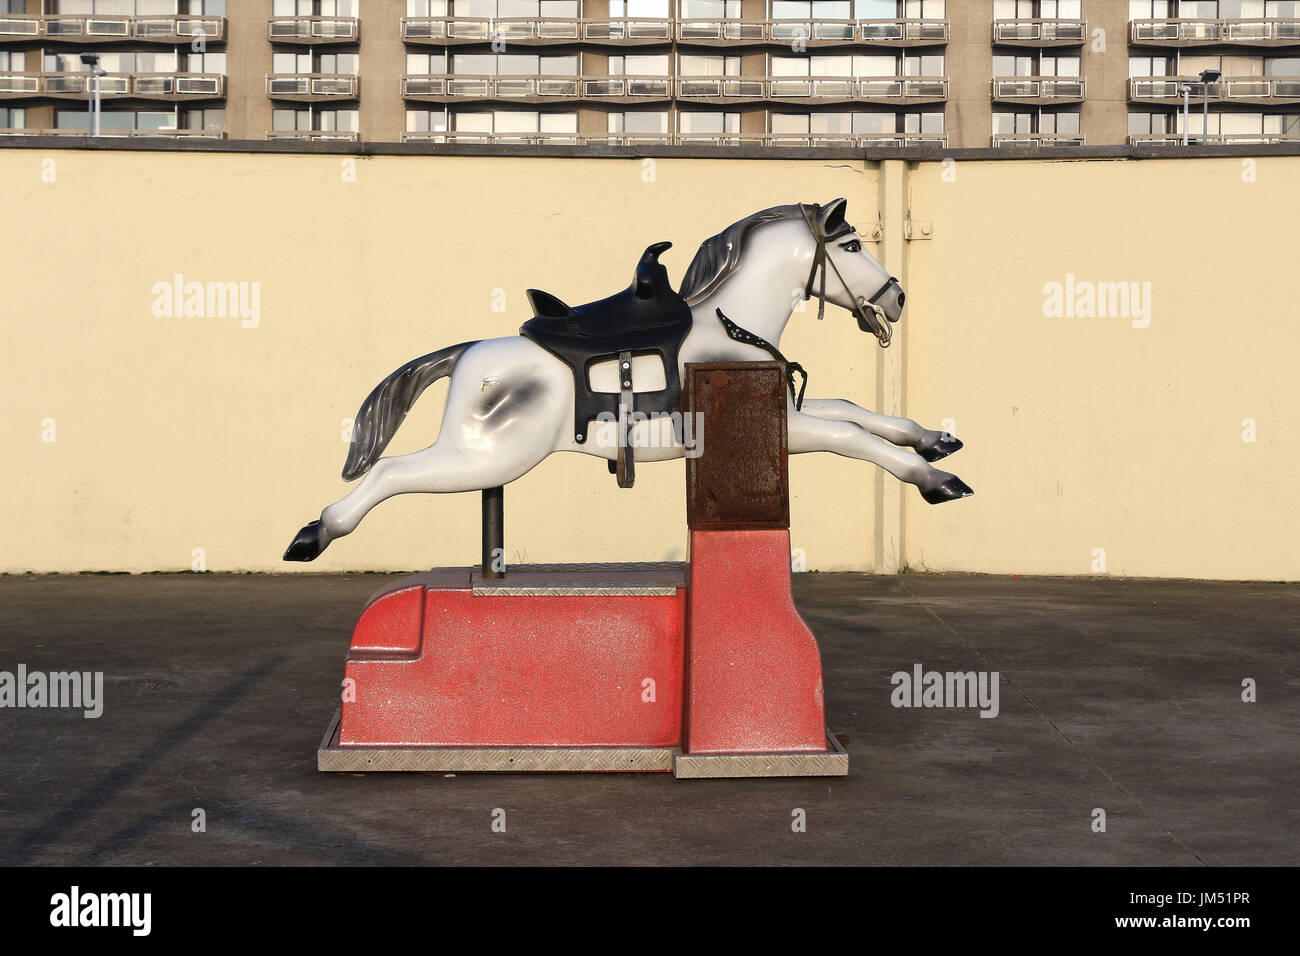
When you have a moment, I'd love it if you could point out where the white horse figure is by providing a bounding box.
[285,199,972,561]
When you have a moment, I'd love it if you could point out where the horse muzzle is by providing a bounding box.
[856,277,904,347]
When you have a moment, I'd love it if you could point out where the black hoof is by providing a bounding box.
[921,476,974,505]
[283,521,329,562]
[919,433,964,463]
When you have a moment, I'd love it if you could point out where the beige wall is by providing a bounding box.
[1,147,1296,580]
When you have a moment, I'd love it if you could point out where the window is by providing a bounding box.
[992,110,1034,134]
[1129,111,1173,135]
[1129,55,1174,76]
[56,109,176,130]
[1041,54,1081,76]
[1039,110,1079,133]
[677,111,739,134]
[271,52,359,73]
[0,51,26,72]
[405,0,449,15]
[993,54,1037,76]
[185,52,226,73]
[273,0,357,14]
[607,54,669,75]
[1129,1,1172,17]
[183,108,225,131]
[406,53,448,74]
[318,108,359,131]
[678,54,740,76]
[607,110,668,133]
[453,53,577,75]
[903,53,945,76]
[272,107,359,131]
[771,1,852,19]
[0,106,24,129]
[680,0,740,16]
[902,110,944,133]
[607,0,669,15]
[406,109,448,132]
[452,110,577,133]
[903,0,946,17]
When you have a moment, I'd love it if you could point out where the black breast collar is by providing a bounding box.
[715,308,808,410]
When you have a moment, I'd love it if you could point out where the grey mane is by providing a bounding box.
[680,205,806,305]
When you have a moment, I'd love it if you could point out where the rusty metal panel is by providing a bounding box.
[685,362,790,531]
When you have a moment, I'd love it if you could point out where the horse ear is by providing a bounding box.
[818,198,849,233]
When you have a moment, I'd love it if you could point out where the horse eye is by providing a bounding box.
[842,240,861,253]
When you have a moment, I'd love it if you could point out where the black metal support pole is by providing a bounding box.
[481,486,504,579]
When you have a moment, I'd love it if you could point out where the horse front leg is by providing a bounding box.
[787,409,973,504]
[798,397,963,462]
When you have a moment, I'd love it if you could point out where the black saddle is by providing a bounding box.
[520,242,693,487]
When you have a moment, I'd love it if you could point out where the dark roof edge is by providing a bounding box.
[2,136,1298,162]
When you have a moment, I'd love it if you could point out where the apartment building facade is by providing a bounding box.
[0,0,1297,146]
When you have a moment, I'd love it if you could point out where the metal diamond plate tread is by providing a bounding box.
[318,712,675,773]
[672,733,849,778]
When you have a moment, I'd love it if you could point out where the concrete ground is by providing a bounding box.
[0,572,1295,867]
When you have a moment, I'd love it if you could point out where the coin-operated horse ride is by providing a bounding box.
[289,199,972,777]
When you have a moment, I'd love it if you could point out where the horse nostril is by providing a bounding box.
[896,292,906,307]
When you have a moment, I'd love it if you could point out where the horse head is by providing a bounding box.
[806,198,904,348]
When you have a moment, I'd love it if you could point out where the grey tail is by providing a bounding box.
[341,341,478,481]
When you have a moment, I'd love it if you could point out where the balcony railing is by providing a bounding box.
[31,72,226,98]
[398,130,949,147]
[267,16,359,42]
[1129,131,1300,145]
[680,75,948,100]
[266,73,360,99]
[402,74,671,99]
[0,126,226,137]
[992,76,1086,100]
[401,17,670,43]
[0,72,41,95]
[400,73,947,102]
[0,14,225,42]
[1129,17,1300,45]
[1129,75,1300,102]
[993,133,1085,147]
[399,16,949,45]
[992,18,1087,44]
[266,129,360,141]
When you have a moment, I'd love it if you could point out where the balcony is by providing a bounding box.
[30,72,225,100]
[398,16,949,47]
[267,129,360,141]
[0,126,224,137]
[0,14,225,43]
[993,133,1085,147]
[992,18,1087,46]
[401,74,671,102]
[396,130,948,148]
[399,73,946,104]
[400,17,669,45]
[1129,131,1300,145]
[0,72,40,96]
[267,16,359,43]
[992,75,1086,104]
[1129,18,1300,47]
[676,17,948,46]
[266,73,359,101]
[1128,75,1300,105]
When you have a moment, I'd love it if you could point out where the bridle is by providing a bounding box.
[798,202,900,348]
